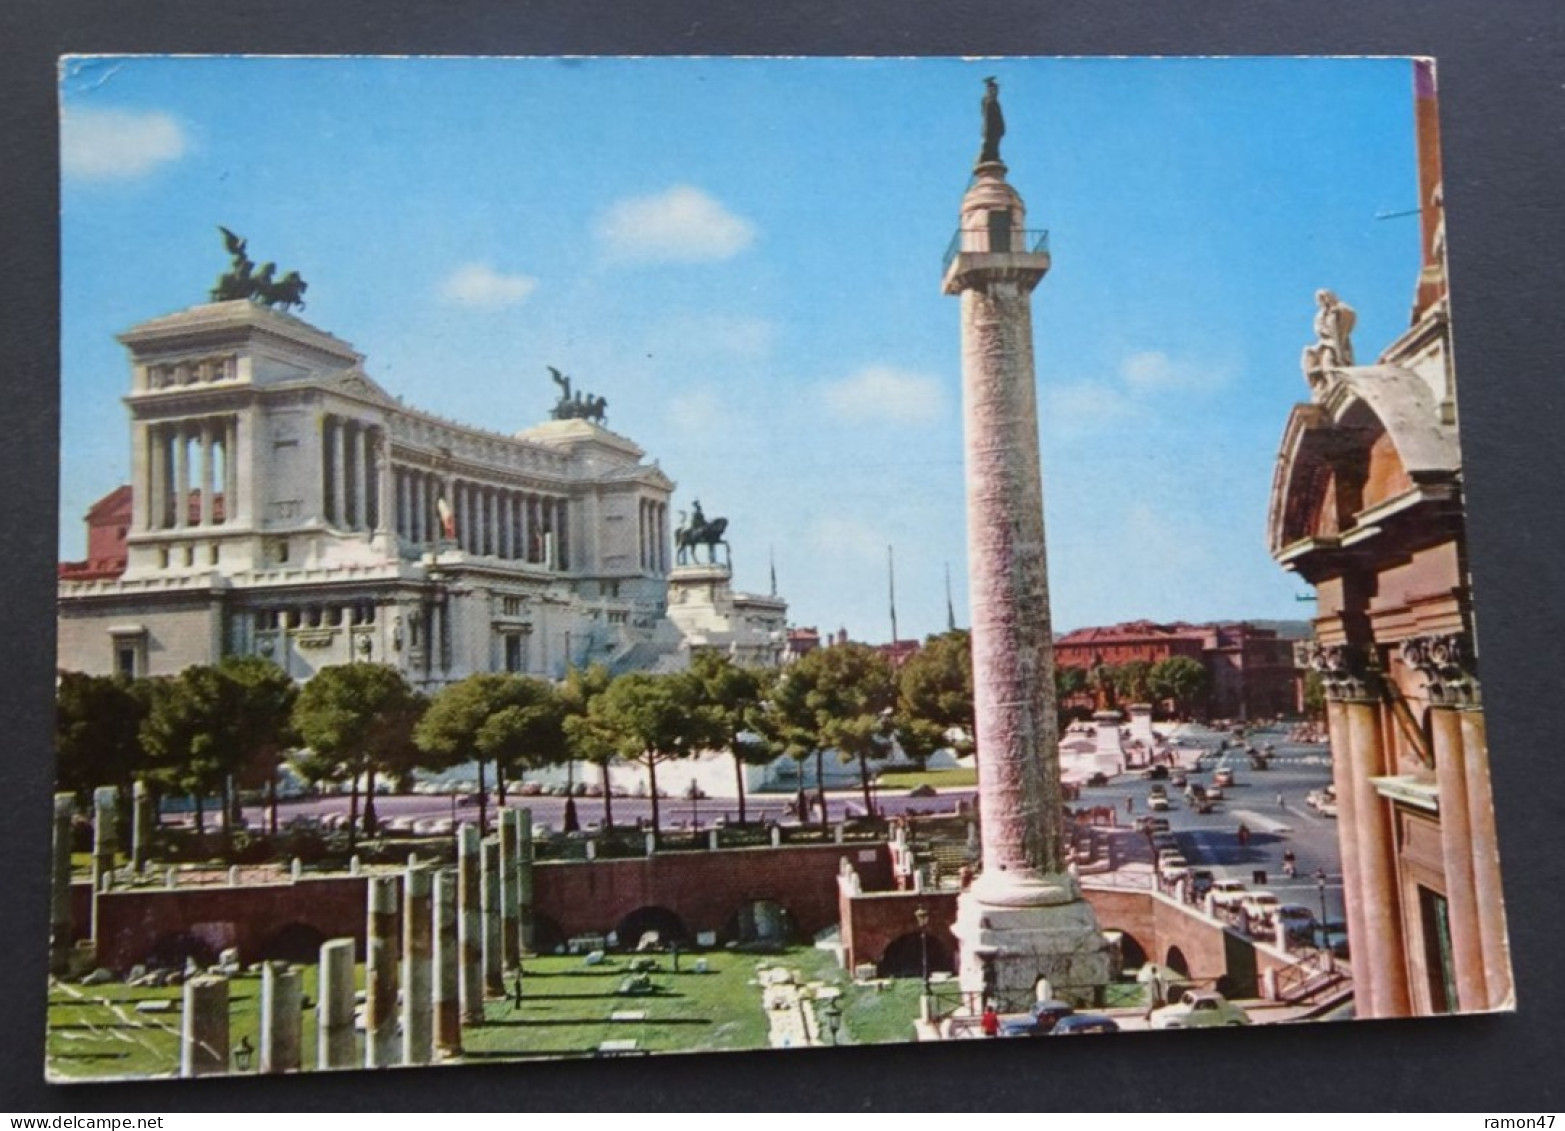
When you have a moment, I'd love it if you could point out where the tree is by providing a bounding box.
[293,663,422,847]
[219,656,298,835]
[895,629,975,767]
[415,673,563,837]
[1112,660,1154,705]
[1302,670,1326,719]
[1148,656,1210,720]
[770,642,897,821]
[581,671,704,839]
[140,665,245,840]
[558,664,615,830]
[55,671,149,803]
[687,651,775,825]
[1053,664,1090,726]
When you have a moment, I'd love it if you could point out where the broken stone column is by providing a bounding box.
[457,823,484,1023]
[317,938,357,1070]
[259,962,303,1074]
[50,793,74,977]
[402,865,433,1066]
[180,974,230,1078]
[516,808,535,953]
[365,875,400,1068]
[90,786,118,943]
[499,809,521,969]
[131,779,154,873]
[481,839,504,995]
[433,868,462,1057]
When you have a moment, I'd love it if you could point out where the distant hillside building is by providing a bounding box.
[57,299,784,686]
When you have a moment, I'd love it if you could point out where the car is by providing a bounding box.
[1213,768,1235,787]
[1151,832,1180,852]
[1190,869,1215,899]
[1145,817,1171,835]
[1239,892,1283,933]
[1157,848,1187,868]
[1204,784,1225,801]
[997,999,1075,1037]
[1147,795,1171,812]
[1149,989,1252,1029]
[1209,879,1248,909]
[1051,1013,1121,1036]
[1318,800,1338,818]
[1139,765,1170,781]
[1159,855,1191,881]
[1085,771,1110,787]
[1148,784,1168,799]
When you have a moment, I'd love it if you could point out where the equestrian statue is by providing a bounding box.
[674,499,730,567]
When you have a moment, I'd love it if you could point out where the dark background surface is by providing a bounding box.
[3,0,1562,1112]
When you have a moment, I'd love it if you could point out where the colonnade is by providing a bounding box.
[1317,634,1511,1018]
[321,415,385,532]
[143,416,237,531]
[392,470,568,569]
[640,498,669,574]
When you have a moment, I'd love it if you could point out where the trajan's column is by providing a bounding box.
[942,78,1112,1007]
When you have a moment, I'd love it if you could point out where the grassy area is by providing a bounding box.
[876,767,978,790]
[47,963,358,1082]
[47,947,928,1079]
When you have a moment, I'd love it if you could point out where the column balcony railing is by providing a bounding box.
[942,228,1049,274]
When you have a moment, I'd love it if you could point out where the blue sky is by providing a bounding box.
[59,56,1424,641]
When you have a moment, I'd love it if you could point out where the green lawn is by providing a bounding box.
[876,767,978,790]
[47,947,925,1079]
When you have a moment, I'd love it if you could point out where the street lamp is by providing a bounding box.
[1314,867,1329,951]
[820,996,843,1046]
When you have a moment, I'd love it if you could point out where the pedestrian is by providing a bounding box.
[512,965,525,1010]
[1277,793,1286,809]
[1125,796,1134,814]
[981,1005,1000,1038]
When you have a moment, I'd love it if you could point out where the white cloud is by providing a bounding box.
[61,107,186,180]
[1041,380,1147,436]
[596,185,757,264]
[1120,349,1228,393]
[439,263,538,308]
[822,365,945,426]
[809,515,890,566]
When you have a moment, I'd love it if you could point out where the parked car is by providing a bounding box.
[1149,989,1252,1029]
[1209,879,1248,910]
[1213,768,1236,787]
[1190,869,1215,899]
[1148,795,1171,812]
[997,999,1075,1037]
[1140,765,1170,781]
[1148,784,1168,800]
[1051,1013,1121,1036]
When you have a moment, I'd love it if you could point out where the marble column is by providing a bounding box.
[517,808,535,952]
[90,786,118,943]
[1429,705,1487,1012]
[131,779,154,874]
[317,938,357,1070]
[180,975,230,1078]
[174,426,190,529]
[50,793,74,976]
[433,868,462,1056]
[223,416,238,525]
[1343,696,1412,1017]
[1459,708,1514,1009]
[499,809,521,968]
[458,824,484,1023]
[943,106,1110,1006]
[402,865,434,1065]
[259,962,303,1074]
[331,418,348,527]
[482,839,504,995]
[365,875,400,1068]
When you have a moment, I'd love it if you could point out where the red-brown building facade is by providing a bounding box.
[1265,60,1512,1017]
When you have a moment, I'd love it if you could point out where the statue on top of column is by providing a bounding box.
[1300,288,1356,396]
[978,76,1006,167]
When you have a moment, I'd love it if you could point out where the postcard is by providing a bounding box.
[49,54,1512,1082]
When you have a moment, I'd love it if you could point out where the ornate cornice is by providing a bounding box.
[1306,642,1378,701]
[1400,633,1480,707]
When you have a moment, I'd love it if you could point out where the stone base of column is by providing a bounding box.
[952,878,1113,1008]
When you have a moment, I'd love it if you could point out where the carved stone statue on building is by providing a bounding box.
[1300,288,1356,394]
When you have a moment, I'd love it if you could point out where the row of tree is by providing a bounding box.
[53,631,1210,846]
[1057,655,1211,716]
